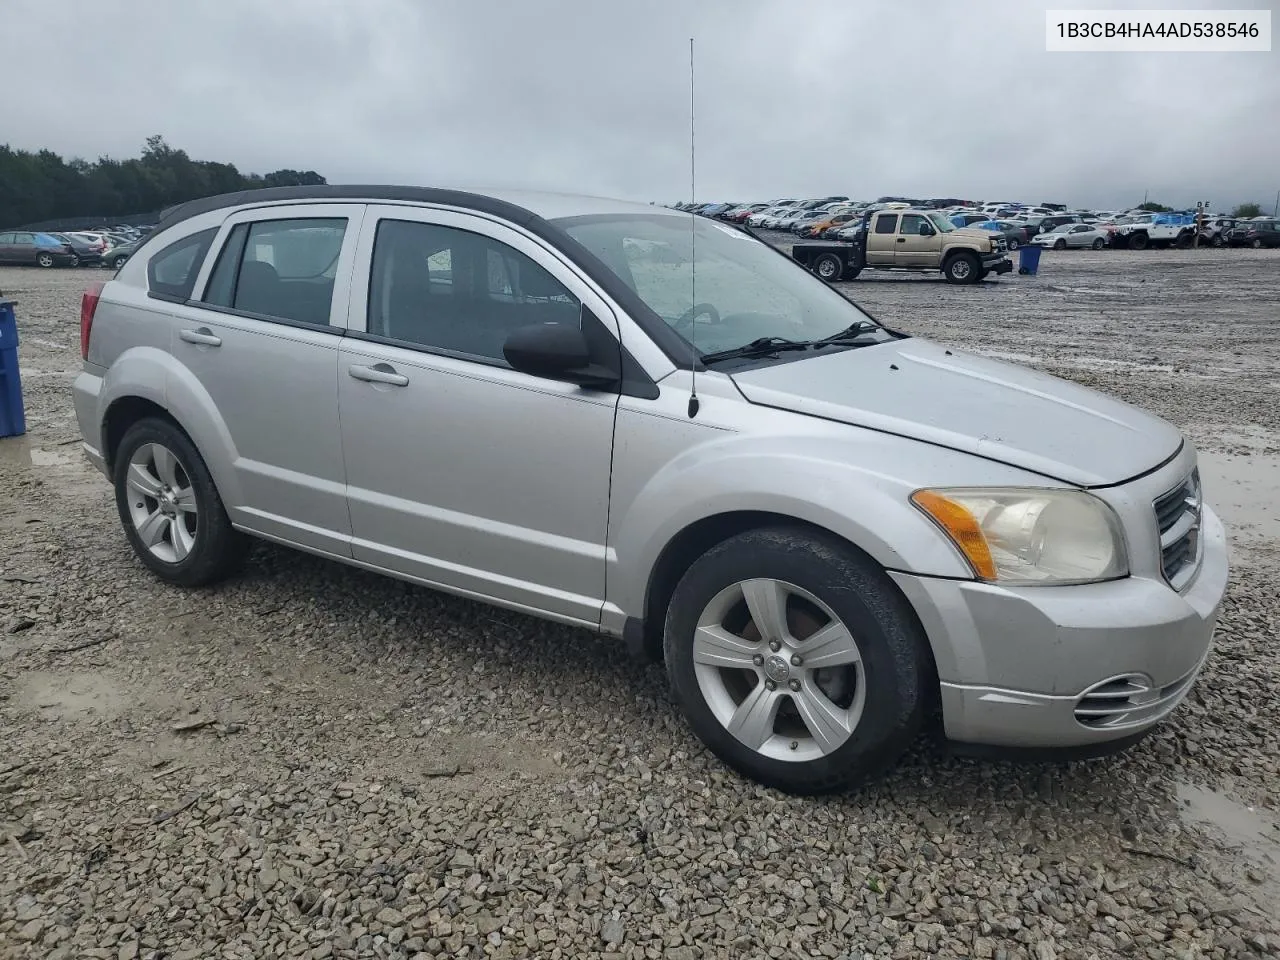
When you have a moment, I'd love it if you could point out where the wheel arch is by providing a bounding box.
[636,509,940,687]
[97,349,243,509]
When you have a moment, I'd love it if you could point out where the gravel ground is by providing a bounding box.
[1,248,1278,960]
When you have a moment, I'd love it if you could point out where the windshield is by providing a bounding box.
[558,213,884,357]
[927,213,956,233]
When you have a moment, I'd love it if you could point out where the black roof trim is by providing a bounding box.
[148,184,693,370]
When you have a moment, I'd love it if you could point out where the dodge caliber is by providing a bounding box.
[73,186,1227,793]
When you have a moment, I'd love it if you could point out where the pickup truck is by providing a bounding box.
[790,208,1012,284]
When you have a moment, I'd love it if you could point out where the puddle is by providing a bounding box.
[14,669,126,721]
[1198,452,1280,543]
[0,437,79,470]
[28,446,77,467]
[1176,782,1280,910]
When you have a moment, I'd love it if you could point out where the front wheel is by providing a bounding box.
[1091,238,1104,250]
[944,252,979,284]
[813,253,844,281]
[113,418,247,587]
[1054,239,1066,250]
[663,527,929,794]
[1129,232,1149,250]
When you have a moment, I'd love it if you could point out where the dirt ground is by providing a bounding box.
[1,245,1279,960]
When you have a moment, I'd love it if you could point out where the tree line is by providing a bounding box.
[1138,200,1267,218]
[0,136,326,228]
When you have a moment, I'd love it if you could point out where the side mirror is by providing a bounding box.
[918,222,935,236]
[502,323,617,388]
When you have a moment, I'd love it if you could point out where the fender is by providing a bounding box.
[98,346,243,509]
[604,427,1052,626]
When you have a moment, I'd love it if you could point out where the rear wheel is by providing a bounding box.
[1091,238,1104,250]
[1252,238,1263,249]
[813,253,843,281]
[113,418,247,587]
[663,527,929,794]
[944,252,979,284]
[1007,238,1019,250]
[36,252,55,268]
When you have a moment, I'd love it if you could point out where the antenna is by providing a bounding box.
[687,37,700,419]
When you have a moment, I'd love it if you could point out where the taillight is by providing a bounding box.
[81,282,105,360]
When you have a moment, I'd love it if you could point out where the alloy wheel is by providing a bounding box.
[692,578,866,762]
[125,442,199,563]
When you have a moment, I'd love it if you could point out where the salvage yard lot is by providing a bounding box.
[2,248,1279,959]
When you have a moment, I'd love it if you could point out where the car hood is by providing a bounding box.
[730,338,1183,486]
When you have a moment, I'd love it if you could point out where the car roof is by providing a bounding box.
[151,184,682,245]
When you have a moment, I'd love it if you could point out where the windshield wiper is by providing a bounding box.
[700,337,812,364]
[813,320,882,347]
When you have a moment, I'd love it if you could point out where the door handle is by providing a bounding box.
[179,327,221,347]
[348,363,409,387]
[896,238,907,243]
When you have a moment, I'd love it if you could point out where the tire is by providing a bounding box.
[67,255,80,267]
[1211,234,1225,248]
[113,417,247,587]
[36,252,55,268]
[1053,239,1066,250]
[1175,232,1193,249]
[841,266,862,281]
[813,253,843,282]
[1252,238,1262,249]
[1007,238,1019,251]
[1091,238,1104,250]
[663,527,929,794]
[943,252,979,284]
[1129,232,1149,250]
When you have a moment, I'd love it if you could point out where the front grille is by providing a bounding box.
[1153,469,1202,590]
[1074,667,1200,729]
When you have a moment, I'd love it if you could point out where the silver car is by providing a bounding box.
[73,186,1227,794]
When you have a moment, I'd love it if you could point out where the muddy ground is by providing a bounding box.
[1,246,1278,960]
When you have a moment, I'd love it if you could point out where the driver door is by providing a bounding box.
[895,213,940,266]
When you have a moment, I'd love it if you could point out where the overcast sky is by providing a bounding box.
[4,0,1277,210]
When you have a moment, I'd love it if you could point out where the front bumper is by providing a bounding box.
[890,504,1228,749]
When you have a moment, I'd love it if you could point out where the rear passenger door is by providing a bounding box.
[171,203,365,556]
[865,213,899,265]
[336,205,619,625]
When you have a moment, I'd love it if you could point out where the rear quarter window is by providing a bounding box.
[147,227,218,301]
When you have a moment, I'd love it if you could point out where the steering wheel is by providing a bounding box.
[672,302,722,333]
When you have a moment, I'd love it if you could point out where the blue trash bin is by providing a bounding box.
[0,299,26,439]
[1018,244,1042,276]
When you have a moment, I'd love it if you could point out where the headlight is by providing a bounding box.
[910,488,1128,585]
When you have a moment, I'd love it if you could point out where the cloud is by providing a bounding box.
[4,0,1277,209]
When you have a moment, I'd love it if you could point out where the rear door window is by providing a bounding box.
[873,214,899,234]
[202,218,347,326]
[147,228,218,301]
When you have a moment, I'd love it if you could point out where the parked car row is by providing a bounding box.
[671,198,1279,252]
[0,222,153,268]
